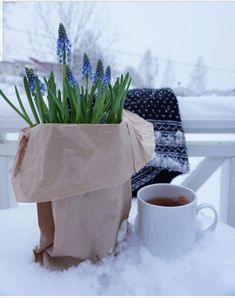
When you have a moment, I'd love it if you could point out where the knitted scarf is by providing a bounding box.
[124,88,190,197]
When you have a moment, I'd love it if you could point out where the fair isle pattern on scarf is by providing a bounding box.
[124,88,190,197]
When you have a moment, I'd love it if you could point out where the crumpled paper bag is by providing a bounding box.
[12,110,154,270]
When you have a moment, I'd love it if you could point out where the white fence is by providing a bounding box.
[1,110,235,226]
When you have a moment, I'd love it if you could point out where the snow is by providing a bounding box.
[0,201,235,296]
[178,96,235,121]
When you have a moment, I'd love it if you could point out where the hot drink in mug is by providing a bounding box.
[137,183,218,258]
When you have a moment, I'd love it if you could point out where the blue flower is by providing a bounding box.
[25,67,46,96]
[82,53,92,80]
[66,66,77,87]
[102,66,111,88]
[39,80,47,96]
[93,59,104,83]
[56,23,72,64]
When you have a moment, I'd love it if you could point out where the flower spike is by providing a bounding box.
[102,66,111,88]
[82,53,92,80]
[66,66,77,87]
[56,23,72,64]
[93,59,104,83]
[25,66,46,95]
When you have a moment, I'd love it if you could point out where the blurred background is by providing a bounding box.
[1,1,235,97]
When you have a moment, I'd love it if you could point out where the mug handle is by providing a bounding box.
[196,203,218,233]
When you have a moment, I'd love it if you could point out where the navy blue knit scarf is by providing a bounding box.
[124,88,190,197]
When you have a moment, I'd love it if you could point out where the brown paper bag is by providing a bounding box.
[12,110,154,270]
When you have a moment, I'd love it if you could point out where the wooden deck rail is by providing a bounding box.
[1,111,235,226]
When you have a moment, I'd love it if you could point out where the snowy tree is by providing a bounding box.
[124,66,144,88]
[188,57,207,93]
[139,50,159,88]
[161,58,176,88]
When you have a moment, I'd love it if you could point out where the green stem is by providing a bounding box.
[62,63,68,123]
[86,76,88,94]
[85,76,89,121]
[62,63,66,99]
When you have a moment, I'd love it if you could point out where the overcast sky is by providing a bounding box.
[3,1,235,89]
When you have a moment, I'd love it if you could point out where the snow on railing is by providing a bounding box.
[0,97,235,227]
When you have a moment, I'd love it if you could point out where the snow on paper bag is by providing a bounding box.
[12,110,154,270]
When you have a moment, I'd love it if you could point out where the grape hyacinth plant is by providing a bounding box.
[57,23,72,64]
[66,66,77,87]
[102,66,111,88]
[25,67,46,96]
[93,59,104,83]
[82,53,93,80]
[0,23,131,125]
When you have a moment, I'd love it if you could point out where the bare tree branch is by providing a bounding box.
[38,2,57,42]
[4,1,117,79]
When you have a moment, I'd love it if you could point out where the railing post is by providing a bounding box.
[0,133,6,141]
[181,157,226,192]
[0,156,11,208]
[219,157,235,227]
[0,135,17,209]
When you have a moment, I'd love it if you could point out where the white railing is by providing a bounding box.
[1,111,235,226]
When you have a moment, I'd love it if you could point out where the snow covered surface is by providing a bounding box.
[178,96,235,121]
[0,201,235,296]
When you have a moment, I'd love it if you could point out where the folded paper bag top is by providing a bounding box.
[12,110,155,203]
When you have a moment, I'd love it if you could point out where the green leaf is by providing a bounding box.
[91,80,104,123]
[84,79,99,122]
[44,77,64,121]
[61,64,70,123]
[106,73,131,123]
[15,86,33,126]
[45,75,57,122]
[104,84,114,113]
[35,77,46,123]
[23,76,40,123]
[65,77,77,122]
[70,85,83,123]
[117,75,132,122]
[0,89,33,126]
[56,90,63,122]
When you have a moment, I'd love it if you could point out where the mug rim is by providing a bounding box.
[137,183,196,209]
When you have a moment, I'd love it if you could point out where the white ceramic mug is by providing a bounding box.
[137,183,218,258]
